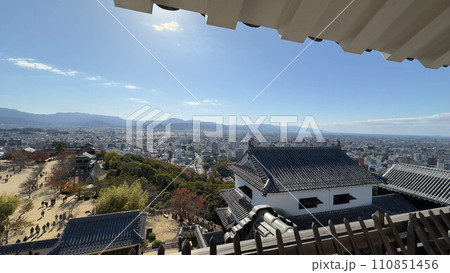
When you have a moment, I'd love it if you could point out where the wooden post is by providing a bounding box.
[385,213,407,254]
[344,218,360,255]
[209,237,217,255]
[372,213,397,255]
[428,210,450,246]
[276,229,285,255]
[233,234,242,255]
[438,209,450,229]
[414,217,437,255]
[358,217,377,254]
[157,245,165,255]
[293,227,304,255]
[312,223,324,255]
[418,212,445,255]
[181,239,191,255]
[329,220,344,255]
[254,231,264,255]
[407,213,417,255]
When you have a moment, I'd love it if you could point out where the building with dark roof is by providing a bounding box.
[0,210,147,255]
[218,145,415,242]
[381,163,450,206]
[228,146,384,217]
[48,210,146,255]
[0,238,59,255]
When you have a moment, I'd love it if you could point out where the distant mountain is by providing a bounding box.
[0,108,125,128]
[0,107,325,135]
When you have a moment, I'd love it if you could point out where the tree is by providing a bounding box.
[104,151,120,169]
[167,188,205,221]
[95,150,106,161]
[152,173,173,188]
[19,176,38,198]
[95,181,149,214]
[51,141,67,156]
[0,193,21,245]
[11,151,30,169]
[0,194,21,223]
[47,167,72,190]
[18,200,34,217]
[214,158,237,178]
[32,150,50,162]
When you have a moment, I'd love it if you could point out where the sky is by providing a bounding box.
[0,0,449,136]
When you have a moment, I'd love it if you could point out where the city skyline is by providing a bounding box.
[0,1,449,136]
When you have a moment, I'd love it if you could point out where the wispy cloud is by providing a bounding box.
[6,58,78,76]
[185,99,221,107]
[104,81,120,87]
[86,76,102,81]
[128,97,149,104]
[124,85,138,90]
[322,113,450,136]
[202,99,221,106]
[151,88,159,92]
[152,21,180,32]
[185,101,202,106]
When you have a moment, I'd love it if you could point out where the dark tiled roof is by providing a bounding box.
[372,193,417,214]
[381,164,450,205]
[219,189,253,221]
[216,207,235,228]
[48,210,146,255]
[0,238,59,255]
[227,164,266,190]
[288,194,415,230]
[203,230,224,246]
[230,146,383,193]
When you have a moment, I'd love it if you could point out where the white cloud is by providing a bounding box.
[7,58,78,76]
[129,97,149,104]
[202,99,221,106]
[185,101,201,106]
[104,81,120,87]
[86,76,102,81]
[321,113,450,136]
[124,85,138,90]
[153,21,180,32]
[151,88,159,92]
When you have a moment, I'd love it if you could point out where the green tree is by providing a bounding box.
[95,181,149,214]
[152,173,173,188]
[214,158,237,178]
[104,151,120,169]
[0,194,21,223]
[0,193,22,245]
[51,141,67,156]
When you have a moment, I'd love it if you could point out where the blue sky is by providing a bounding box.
[0,0,449,136]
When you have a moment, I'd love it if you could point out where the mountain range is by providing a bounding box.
[0,107,299,133]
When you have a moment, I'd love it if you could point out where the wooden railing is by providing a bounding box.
[154,206,450,255]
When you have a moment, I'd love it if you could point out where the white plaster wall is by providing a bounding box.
[234,174,373,217]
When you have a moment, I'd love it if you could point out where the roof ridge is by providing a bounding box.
[395,163,450,173]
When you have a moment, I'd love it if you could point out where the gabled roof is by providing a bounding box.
[48,210,146,255]
[0,238,59,255]
[229,146,383,193]
[381,163,450,205]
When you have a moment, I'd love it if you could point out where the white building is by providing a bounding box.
[218,145,415,241]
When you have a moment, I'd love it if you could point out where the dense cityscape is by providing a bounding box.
[1,127,449,175]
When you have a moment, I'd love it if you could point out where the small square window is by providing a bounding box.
[333,194,356,205]
[299,197,323,209]
[239,185,252,199]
